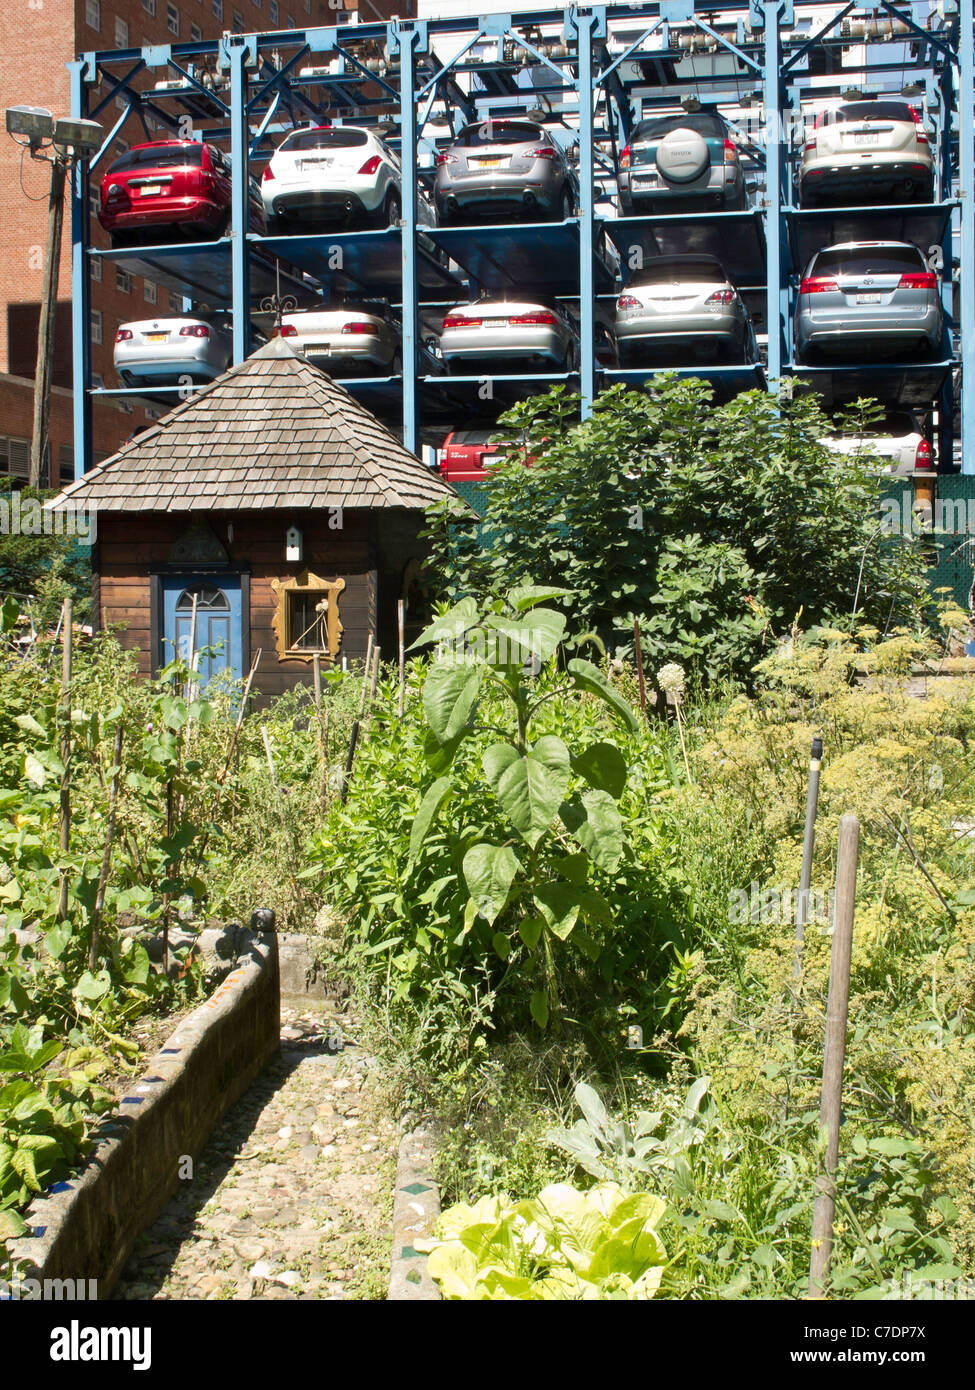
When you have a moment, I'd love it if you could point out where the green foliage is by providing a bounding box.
[421,382,927,687]
[0,489,92,623]
[420,1180,667,1300]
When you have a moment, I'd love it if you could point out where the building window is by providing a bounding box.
[144,278,157,304]
[269,0,278,21]
[213,0,223,18]
[190,22,202,39]
[88,188,100,218]
[232,10,244,32]
[90,254,103,283]
[91,309,103,345]
[58,445,74,486]
[115,16,129,46]
[303,0,310,11]
[116,267,132,293]
[0,437,30,481]
[85,0,100,31]
[142,0,156,14]
[168,290,184,312]
[167,2,179,35]
[271,573,346,661]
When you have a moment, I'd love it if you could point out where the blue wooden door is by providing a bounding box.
[161,576,242,686]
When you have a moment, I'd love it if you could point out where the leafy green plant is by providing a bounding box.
[420,1181,667,1300]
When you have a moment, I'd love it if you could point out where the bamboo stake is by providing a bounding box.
[397,599,406,718]
[369,642,381,708]
[58,598,72,922]
[809,813,859,1299]
[340,639,376,805]
[88,725,124,971]
[633,618,647,715]
[261,724,278,792]
[794,737,824,980]
[195,649,261,866]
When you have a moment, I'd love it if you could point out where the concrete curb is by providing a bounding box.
[5,934,280,1299]
[388,1127,441,1301]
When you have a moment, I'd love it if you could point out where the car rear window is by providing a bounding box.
[811,246,926,276]
[279,127,369,151]
[451,431,500,446]
[456,121,548,147]
[107,144,204,174]
[632,112,728,142]
[631,256,727,285]
[820,101,916,126]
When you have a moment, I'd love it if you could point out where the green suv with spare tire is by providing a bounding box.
[618,109,746,215]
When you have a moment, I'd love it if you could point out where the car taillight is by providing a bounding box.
[115,328,133,342]
[358,155,382,175]
[616,294,640,310]
[443,314,481,328]
[723,138,738,164]
[914,438,934,470]
[908,106,930,143]
[804,138,817,153]
[619,143,631,170]
[279,324,298,337]
[261,164,274,182]
[799,276,839,294]
[179,325,210,338]
[341,321,379,335]
[706,289,736,304]
[526,147,558,160]
[435,152,455,167]
[510,311,559,326]
[898,271,937,290]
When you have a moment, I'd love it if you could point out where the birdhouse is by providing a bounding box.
[285,526,303,563]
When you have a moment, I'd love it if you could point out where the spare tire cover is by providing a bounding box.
[655,128,710,184]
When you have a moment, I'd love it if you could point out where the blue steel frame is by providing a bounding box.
[69,2,975,478]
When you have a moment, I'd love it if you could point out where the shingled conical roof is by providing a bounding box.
[50,337,455,513]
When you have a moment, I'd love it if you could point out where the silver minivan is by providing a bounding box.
[794,241,943,362]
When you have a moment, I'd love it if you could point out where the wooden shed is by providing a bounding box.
[49,338,455,699]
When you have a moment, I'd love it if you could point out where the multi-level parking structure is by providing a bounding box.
[67,1,975,478]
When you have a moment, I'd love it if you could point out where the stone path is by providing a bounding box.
[113,1001,398,1301]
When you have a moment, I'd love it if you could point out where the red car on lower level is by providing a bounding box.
[98,140,264,248]
[438,429,506,482]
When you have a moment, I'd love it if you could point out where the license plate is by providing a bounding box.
[633,176,657,187]
[856,293,883,304]
[301,158,332,170]
[852,132,880,146]
[145,332,168,342]
[139,184,162,196]
[486,319,509,327]
[476,157,507,169]
[310,344,331,354]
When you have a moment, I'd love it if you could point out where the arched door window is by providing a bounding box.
[173,583,233,684]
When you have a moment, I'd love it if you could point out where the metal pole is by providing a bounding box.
[576,10,596,420]
[57,597,72,921]
[395,19,421,454]
[794,735,823,977]
[69,59,92,481]
[397,598,406,717]
[809,812,859,1300]
[227,35,251,365]
[959,0,975,474]
[763,0,783,389]
[31,156,66,487]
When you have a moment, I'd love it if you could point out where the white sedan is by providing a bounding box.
[439,298,580,373]
[260,123,435,232]
[280,304,402,375]
[114,314,232,386]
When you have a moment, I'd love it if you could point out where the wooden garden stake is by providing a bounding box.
[633,618,647,714]
[340,640,378,805]
[794,737,824,980]
[397,599,406,718]
[809,813,859,1299]
[369,643,381,708]
[88,724,124,971]
[57,597,72,922]
[195,649,261,866]
[261,724,278,792]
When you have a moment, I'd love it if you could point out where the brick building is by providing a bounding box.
[0,0,400,491]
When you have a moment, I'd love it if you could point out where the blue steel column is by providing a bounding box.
[70,61,92,481]
[394,21,422,454]
[960,0,974,474]
[228,37,251,364]
[763,1,783,389]
[576,10,597,418]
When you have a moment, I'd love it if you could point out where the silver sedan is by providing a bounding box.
[615,255,750,365]
[113,314,233,385]
[440,298,579,373]
[794,241,943,362]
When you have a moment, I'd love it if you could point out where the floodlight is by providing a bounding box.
[5,105,54,148]
[680,95,702,113]
[52,117,103,158]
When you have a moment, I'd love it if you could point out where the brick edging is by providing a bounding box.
[388,1126,441,1301]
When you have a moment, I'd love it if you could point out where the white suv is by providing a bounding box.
[798,99,934,206]
[260,124,435,232]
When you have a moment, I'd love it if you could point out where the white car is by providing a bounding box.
[114,314,233,385]
[260,124,435,232]
[798,99,935,206]
[440,297,579,373]
[615,254,751,365]
[821,408,934,477]
[280,303,402,375]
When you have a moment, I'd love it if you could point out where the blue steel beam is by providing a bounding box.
[70,59,93,481]
[572,6,604,419]
[960,0,974,474]
[390,19,426,453]
[762,1,783,386]
[226,35,252,364]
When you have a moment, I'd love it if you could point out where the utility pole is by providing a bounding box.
[31,154,67,488]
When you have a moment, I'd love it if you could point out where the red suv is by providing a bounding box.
[438,429,505,482]
[98,140,265,248]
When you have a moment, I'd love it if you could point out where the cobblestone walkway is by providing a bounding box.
[113,1001,397,1301]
